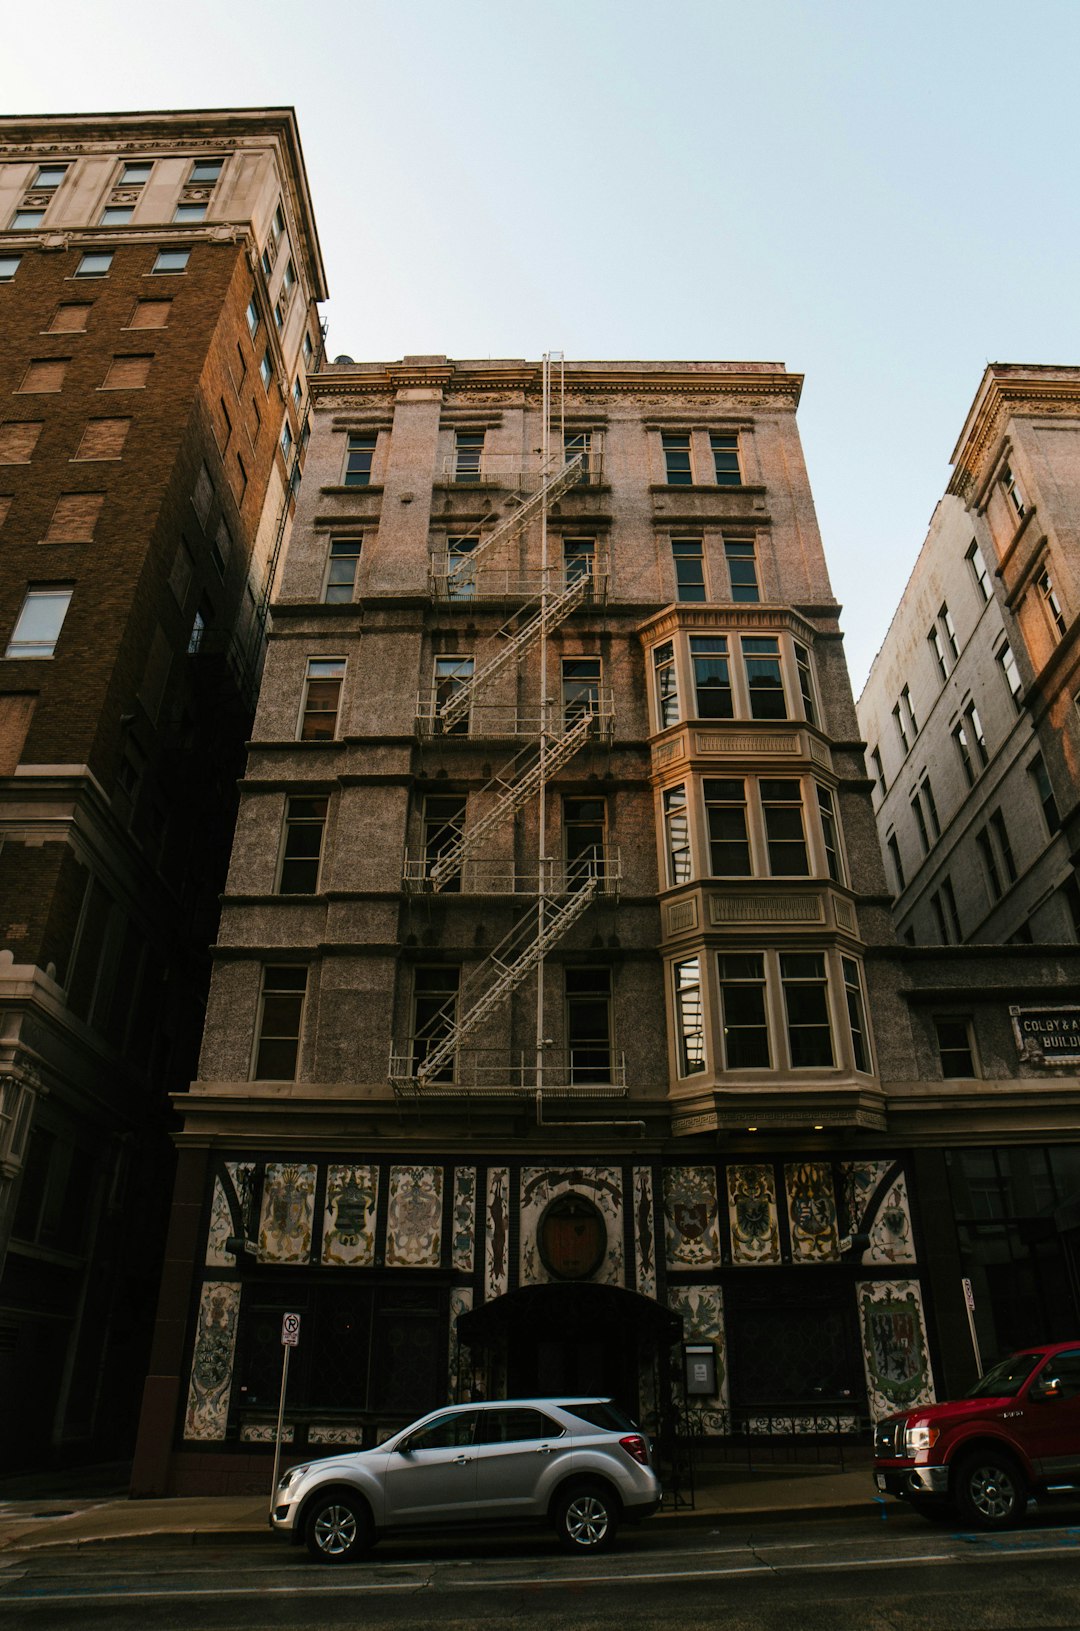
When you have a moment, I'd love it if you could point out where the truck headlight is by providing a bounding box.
[904,1424,940,1454]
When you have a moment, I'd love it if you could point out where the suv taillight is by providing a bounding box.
[620,1434,649,1467]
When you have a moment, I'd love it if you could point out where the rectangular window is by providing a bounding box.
[119,160,153,186]
[19,358,67,393]
[433,655,474,733]
[761,778,809,875]
[566,968,613,1083]
[671,537,706,601]
[211,519,231,579]
[718,953,770,1068]
[282,258,296,295]
[293,377,302,410]
[711,432,742,486]
[303,332,314,365]
[0,421,43,463]
[75,418,130,462]
[299,657,346,740]
[246,297,260,339]
[323,536,361,603]
[6,587,73,658]
[842,957,869,1072]
[691,635,732,719]
[976,826,1003,901]
[564,430,596,484]
[102,354,151,389]
[893,702,909,755]
[280,421,293,459]
[446,535,477,600]
[271,204,285,242]
[34,164,68,189]
[343,432,376,486]
[796,640,819,724]
[743,635,787,719]
[965,700,988,767]
[274,300,284,332]
[939,604,958,662]
[168,542,193,608]
[189,157,224,184]
[990,808,1016,882]
[930,878,961,944]
[704,778,751,876]
[817,785,843,882]
[996,641,1022,709]
[663,784,691,884]
[173,202,207,224]
[952,718,975,786]
[870,747,885,796]
[214,397,232,456]
[44,492,104,543]
[0,255,21,281]
[900,684,918,737]
[562,657,601,724]
[886,831,905,893]
[192,461,214,526]
[74,251,112,281]
[563,536,596,585]
[563,796,605,888]
[653,640,679,728]
[967,538,992,602]
[780,952,834,1067]
[260,349,272,390]
[253,966,307,1079]
[152,248,189,274]
[235,452,248,504]
[187,607,206,655]
[1001,463,1026,519]
[278,797,328,894]
[1029,753,1060,835]
[928,623,948,682]
[422,795,466,891]
[129,299,171,330]
[11,210,45,230]
[661,432,692,485]
[674,958,705,1075]
[919,773,940,840]
[1037,565,1067,639]
[412,966,459,1082]
[725,535,759,602]
[936,1016,976,1077]
[453,430,484,483]
[100,205,134,226]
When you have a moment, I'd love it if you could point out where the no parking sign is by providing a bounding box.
[281,1312,301,1347]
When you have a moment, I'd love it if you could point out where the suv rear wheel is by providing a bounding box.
[305,1490,373,1563]
[554,1480,620,1553]
[953,1451,1027,1529]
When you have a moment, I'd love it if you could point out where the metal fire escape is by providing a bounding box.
[390,355,624,1101]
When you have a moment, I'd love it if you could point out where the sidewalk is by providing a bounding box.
[0,1457,878,1554]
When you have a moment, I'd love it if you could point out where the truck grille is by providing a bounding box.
[875,1420,904,1458]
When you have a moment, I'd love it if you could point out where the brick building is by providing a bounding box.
[0,110,327,1467]
[134,353,1001,1497]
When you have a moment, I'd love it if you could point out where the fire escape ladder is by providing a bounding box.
[441,451,584,593]
[425,708,601,890]
[414,879,599,1088]
[437,568,594,731]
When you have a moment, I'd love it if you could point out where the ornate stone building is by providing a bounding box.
[0,110,327,1467]
[135,354,983,1496]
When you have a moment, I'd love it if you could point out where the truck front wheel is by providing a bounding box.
[953,1451,1027,1529]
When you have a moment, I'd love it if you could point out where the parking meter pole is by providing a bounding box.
[270,1344,291,1516]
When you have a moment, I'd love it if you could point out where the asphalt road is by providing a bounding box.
[5,1510,1080,1629]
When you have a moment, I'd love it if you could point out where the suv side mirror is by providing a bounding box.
[397,1435,414,1454]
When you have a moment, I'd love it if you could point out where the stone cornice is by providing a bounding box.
[312,363,803,410]
[948,367,1080,501]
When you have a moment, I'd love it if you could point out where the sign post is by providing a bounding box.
[270,1313,301,1516]
[961,1277,981,1378]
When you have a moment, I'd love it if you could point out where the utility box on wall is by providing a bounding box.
[684,1343,717,1396]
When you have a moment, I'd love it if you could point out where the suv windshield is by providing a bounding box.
[565,1401,637,1432]
[966,1352,1043,1399]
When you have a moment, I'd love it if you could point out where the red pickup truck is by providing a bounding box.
[874,1340,1080,1528]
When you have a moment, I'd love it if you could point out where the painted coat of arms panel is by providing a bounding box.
[322,1164,379,1265]
[726,1164,781,1265]
[184,1281,240,1440]
[857,1278,936,1420]
[663,1166,723,1269]
[258,1163,316,1264]
[486,1167,511,1299]
[785,1162,839,1263]
[520,1167,623,1286]
[385,1165,444,1267]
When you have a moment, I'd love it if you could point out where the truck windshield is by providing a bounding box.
[966,1353,1043,1399]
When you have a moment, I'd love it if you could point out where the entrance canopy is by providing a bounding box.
[458,1281,683,1348]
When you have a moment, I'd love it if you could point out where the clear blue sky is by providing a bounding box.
[5,0,1079,689]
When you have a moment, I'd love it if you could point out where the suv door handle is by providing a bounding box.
[453,1454,471,1464]
[535,1445,555,1454]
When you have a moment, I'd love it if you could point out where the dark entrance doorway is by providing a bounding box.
[458,1283,682,1424]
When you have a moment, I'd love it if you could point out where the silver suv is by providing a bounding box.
[272,1397,662,1562]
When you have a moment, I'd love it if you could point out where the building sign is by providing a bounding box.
[1010,1006,1080,1063]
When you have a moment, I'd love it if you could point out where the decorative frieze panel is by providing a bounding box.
[857,1279,935,1421]
[520,1166,623,1286]
[258,1163,316,1265]
[666,899,698,935]
[808,737,832,768]
[322,1164,379,1266]
[385,1165,443,1268]
[309,1425,364,1446]
[726,1164,781,1265]
[205,1161,255,1266]
[709,893,824,924]
[184,1282,240,1441]
[633,1167,657,1297]
[486,1166,510,1299]
[663,1165,722,1268]
[451,1166,477,1272]
[842,1160,916,1265]
[784,1163,840,1262]
[694,732,797,755]
[240,1422,294,1443]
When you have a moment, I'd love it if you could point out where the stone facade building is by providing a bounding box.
[135,353,997,1496]
[0,110,327,1466]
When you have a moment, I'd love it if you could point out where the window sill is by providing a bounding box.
[650,483,765,495]
[322,484,384,496]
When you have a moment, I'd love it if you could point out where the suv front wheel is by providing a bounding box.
[305,1489,373,1563]
[953,1451,1027,1529]
[554,1480,620,1553]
